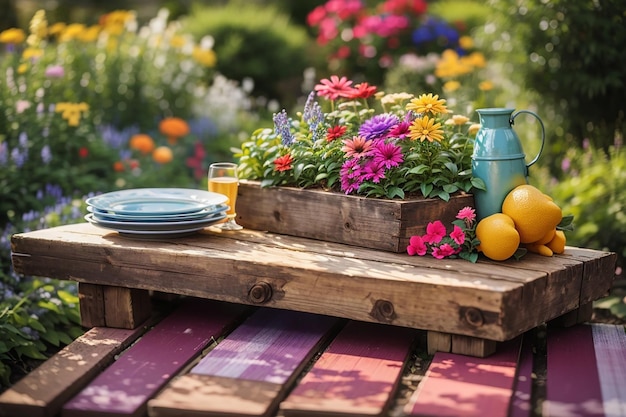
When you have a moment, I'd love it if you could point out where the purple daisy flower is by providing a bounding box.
[359,113,400,140]
[372,140,403,169]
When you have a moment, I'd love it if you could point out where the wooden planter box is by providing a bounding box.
[235,180,475,252]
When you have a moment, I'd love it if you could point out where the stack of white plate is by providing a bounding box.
[85,188,229,238]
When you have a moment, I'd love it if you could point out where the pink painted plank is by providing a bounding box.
[544,324,604,417]
[405,337,522,417]
[62,299,248,417]
[191,308,339,383]
[279,321,417,416]
[510,333,534,417]
[591,324,626,417]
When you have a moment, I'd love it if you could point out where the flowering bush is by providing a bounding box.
[0,8,255,225]
[307,0,465,81]
[236,75,485,201]
[407,206,480,262]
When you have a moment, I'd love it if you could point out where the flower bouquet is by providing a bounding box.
[233,75,484,253]
[237,75,485,201]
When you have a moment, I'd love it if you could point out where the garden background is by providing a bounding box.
[1,0,624,390]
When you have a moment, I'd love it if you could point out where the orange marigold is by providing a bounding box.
[129,133,155,155]
[159,117,190,144]
[152,146,173,164]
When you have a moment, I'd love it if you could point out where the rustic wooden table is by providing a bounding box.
[10,222,616,357]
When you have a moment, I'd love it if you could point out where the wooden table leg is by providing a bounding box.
[428,331,497,357]
[78,283,152,329]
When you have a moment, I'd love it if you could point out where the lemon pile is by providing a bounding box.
[476,184,566,261]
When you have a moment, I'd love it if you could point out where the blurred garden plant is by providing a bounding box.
[0,8,241,225]
[307,0,466,83]
[237,75,484,201]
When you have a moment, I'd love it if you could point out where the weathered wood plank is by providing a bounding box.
[404,337,522,417]
[544,324,604,417]
[148,308,339,417]
[62,299,248,417]
[279,321,417,417]
[0,326,147,417]
[10,223,615,343]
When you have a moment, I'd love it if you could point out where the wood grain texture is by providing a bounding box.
[10,223,616,343]
[78,283,105,327]
[0,326,146,417]
[149,308,339,417]
[279,321,417,417]
[404,338,522,417]
[236,180,474,252]
[62,299,247,417]
[544,324,604,417]
[102,286,151,329]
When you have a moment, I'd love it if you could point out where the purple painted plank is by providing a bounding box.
[544,325,604,417]
[405,337,521,417]
[63,299,246,417]
[510,334,534,417]
[280,321,417,416]
[191,308,338,383]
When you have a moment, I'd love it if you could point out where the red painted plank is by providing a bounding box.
[405,338,522,417]
[280,321,417,416]
[62,299,247,417]
[544,325,604,417]
[591,324,626,417]
[191,308,338,383]
[510,333,534,417]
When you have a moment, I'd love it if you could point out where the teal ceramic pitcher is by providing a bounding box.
[472,108,545,221]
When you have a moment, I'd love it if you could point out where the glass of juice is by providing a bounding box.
[208,162,243,230]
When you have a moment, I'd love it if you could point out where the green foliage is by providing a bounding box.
[182,1,313,106]
[477,0,626,172]
[0,189,85,390]
[530,143,626,276]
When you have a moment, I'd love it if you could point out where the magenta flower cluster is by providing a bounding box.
[407,206,480,262]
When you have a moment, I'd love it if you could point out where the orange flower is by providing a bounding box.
[113,161,125,172]
[159,117,190,144]
[129,133,155,155]
[152,146,173,164]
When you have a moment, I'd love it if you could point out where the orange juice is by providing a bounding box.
[208,177,238,215]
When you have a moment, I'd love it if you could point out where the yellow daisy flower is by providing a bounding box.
[406,93,448,115]
[408,116,444,143]
[0,28,26,44]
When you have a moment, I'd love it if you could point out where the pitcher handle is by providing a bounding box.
[510,110,545,168]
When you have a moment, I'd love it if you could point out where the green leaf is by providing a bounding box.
[40,330,60,347]
[513,247,528,260]
[557,214,575,231]
[420,183,433,197]
[470,177,487,191]
[28,318,46,333]
[15,344,47,360]
[57,290,79,305]
[386,187,405,199]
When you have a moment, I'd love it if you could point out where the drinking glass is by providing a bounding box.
[208,162,243,230]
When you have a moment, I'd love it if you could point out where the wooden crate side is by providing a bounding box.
[0,326,146,417]
[236,181,474,252]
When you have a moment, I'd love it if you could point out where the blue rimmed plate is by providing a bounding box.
[85,188,228,216]
[88,204,229,222]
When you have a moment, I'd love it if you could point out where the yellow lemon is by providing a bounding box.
[524,242,553,257]
[502,184,562,243]
[547,230,566,254]
[476,213,520,261]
